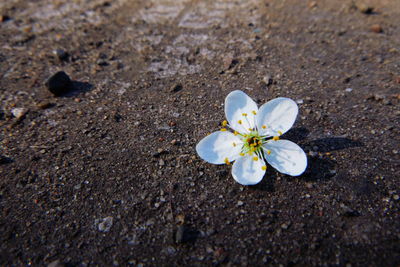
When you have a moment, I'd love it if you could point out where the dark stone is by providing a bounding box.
[46,71,73,96]
[170,83,183,93]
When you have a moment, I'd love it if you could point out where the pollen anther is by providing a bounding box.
[262,125,267,129]
[222,120,228,127]
[261,165,267,171]
[273,136,279,141]
[278,130,283,136]
[220,128,227,132]
[240,152,245,156]
[252,111,257,115]
[253,156,258,161]
[242,113,247,117]
[224,157,230,165]
[238,120,242,124]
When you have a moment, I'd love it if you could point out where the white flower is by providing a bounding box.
[196,90,307,185]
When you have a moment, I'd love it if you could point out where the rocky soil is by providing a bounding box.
[0,0,399,266]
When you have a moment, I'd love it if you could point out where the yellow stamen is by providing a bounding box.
[277,130,283,136]
[267,150,271,155]
[262,125,267,129]
[272,136,279,141]
[248,128,252,131]
[252,111,257,115]
[253,156,258,161]
[258,141,262,145]
[222,120,228,127]
[234,131,239,136]
[232,142,236,147]
[261,165,267,171]
[238,120,242,125]
[207,132,211,136]
[242,113,247,117]
[224,157,230,165]
[239,152,245,156]
[220,128,227,132]
[251,147,256,152]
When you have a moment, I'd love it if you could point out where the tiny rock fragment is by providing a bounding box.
[357,3,374,14]
[11,108,27,120]
[308,1,317,8]
[37,101,54,110]
[175,225,186,243]
[0,15,10,22]
[47,260,65,267]
[46,71,73,96]
[262,74,273,86]
[370,24,383,33]
[97,216,113,232]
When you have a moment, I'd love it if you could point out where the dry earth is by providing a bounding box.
[0,0,399,266]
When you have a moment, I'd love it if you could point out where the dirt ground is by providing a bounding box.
[0,0,399,266]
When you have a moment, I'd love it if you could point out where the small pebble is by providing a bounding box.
[393,195,399,200]
[46,71,73,96]
[370,24,383,33]
[345,88,353,92]
[237,200,244,206]
[262,74,273,86]
[11,108,27,119]
[53,49,69,61]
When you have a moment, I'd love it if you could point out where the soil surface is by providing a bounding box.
[1,0,399,266]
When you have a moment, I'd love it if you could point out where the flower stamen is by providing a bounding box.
[272,136,279,141]
[261,165,267,171]
[224,157,230,165]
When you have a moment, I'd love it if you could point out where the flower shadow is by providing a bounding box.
[250,168,277,192]
[305,137,363,152]
[252,131,364,188]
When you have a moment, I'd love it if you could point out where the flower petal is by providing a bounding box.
[256,97,298,136]
[225,90,258,133]
[231,155,266,185]
[196,131,243,164]
[263,140,307,176]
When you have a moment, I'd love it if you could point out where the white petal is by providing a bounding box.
[196,131,243,164]
[263,140,307,176]
[256,97,298,136]
[232,155,266,185]
[225,90,258,133]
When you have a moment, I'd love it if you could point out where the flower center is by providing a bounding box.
[241,131,263,155]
